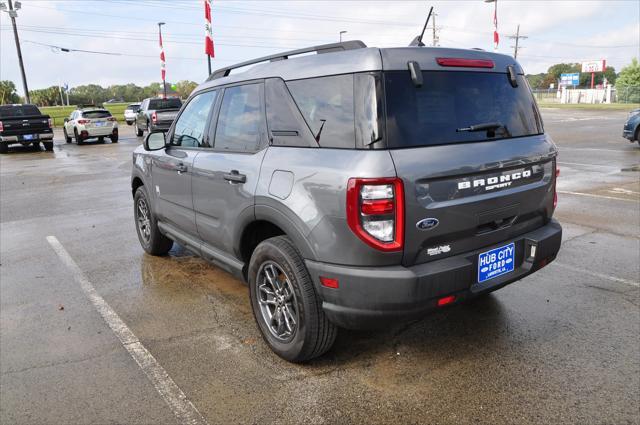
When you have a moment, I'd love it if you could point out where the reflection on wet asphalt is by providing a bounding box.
[1,119,639,424]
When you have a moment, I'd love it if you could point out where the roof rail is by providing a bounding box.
[207,40,367,81]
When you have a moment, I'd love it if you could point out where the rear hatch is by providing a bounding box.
[0,105,50,136]
[81,110,113,128]
[149,98,182,124]
[383,65,556,267]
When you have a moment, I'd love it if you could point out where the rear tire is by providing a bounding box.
[74,129,83,145]
[0,143,8,154]
[134,186,173,256]
[135,122,143,137]
[44,141,54,151]
[249,236,337,362]
[111,134,118,143]
[63,128,72,143]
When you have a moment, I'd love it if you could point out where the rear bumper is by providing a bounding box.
[82,126,118,138]
[305,219,562,329]
[149,122,172,132]
[1,132,53,143]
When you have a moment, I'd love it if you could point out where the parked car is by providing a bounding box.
[131,41,562,362]
[0,104,54,153]
[623,108,640,144]
[134,97,182,137]
[63,106,118,144]
[124,103,140,125]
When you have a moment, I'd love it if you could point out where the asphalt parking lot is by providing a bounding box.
[1,108,639,424]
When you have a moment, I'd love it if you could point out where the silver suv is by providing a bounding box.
[131,41,562,362]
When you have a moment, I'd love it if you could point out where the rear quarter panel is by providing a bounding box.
[255,146,403,266]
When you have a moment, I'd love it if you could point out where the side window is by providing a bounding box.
[265,78,317,148]
[286,75,355,149]
[214,83,264,152]
[171,91,217,147]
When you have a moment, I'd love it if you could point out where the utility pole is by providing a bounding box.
[507,24,527,59]
[2,0,30,103]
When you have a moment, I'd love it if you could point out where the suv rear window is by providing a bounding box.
[0,105,41,118]
[82,110,112,119]
[384,71,542,148]
[148,98,182,110]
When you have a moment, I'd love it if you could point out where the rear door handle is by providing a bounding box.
[223,170,247,184]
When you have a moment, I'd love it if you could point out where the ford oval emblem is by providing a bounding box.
[416,218,439,231]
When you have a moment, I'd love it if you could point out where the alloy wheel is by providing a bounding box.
[255,261,299,342]
[136,197,152,244]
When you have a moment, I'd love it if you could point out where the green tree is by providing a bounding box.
[30,86,63,106]
[616,58,640,87]
[0,80,21,104]
[526,73,546,89]
[174,80,198,98]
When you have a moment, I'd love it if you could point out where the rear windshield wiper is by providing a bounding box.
[456,122,505,132]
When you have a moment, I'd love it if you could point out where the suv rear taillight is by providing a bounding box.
[347,177,404,252]
[47,118,53,128]
[0,121,3,132]
[107,117,117,122]
[151,111,157,123]
[77,119,90,124]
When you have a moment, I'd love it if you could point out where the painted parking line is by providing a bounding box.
[46,236,209,425]
[553,262,639,287]
[557,190,638,202]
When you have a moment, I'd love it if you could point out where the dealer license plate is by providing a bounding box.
[23,134,34,140]
[478,243,515,283]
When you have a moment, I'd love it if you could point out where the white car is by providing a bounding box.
[63,107,118,144]
[124,103,140,125]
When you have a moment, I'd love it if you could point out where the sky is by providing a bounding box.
[1,0,639,97]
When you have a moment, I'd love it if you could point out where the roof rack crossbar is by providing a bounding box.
[207,40,367,81]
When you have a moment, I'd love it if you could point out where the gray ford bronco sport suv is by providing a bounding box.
[131,41,562,362]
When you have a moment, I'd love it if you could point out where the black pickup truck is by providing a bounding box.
[0,104,54,153]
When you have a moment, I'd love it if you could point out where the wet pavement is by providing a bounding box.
[1,110,639,424]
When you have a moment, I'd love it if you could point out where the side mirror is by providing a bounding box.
[63,118,69,123]
[144,131,167,151]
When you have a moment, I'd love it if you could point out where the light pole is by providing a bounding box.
[1,0,30,103]
[339,31,347,42]
[158,22,167,99]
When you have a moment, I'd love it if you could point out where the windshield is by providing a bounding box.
[148,98,182,110]
[384,71,543,148]
[82,110,112,119]
[0,105,41,118]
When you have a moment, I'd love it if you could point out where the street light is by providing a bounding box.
[0,0,29,102]
[339,31,347,42]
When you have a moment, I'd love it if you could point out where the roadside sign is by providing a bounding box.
[581,60,605,73]
[560,73,580,86]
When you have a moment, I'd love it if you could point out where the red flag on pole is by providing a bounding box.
[493,1,499,50]
[159,31,166,81]
[204,0,215,57]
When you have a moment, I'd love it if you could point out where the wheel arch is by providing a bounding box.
[238,206,318,280]
[131,176,144,198]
